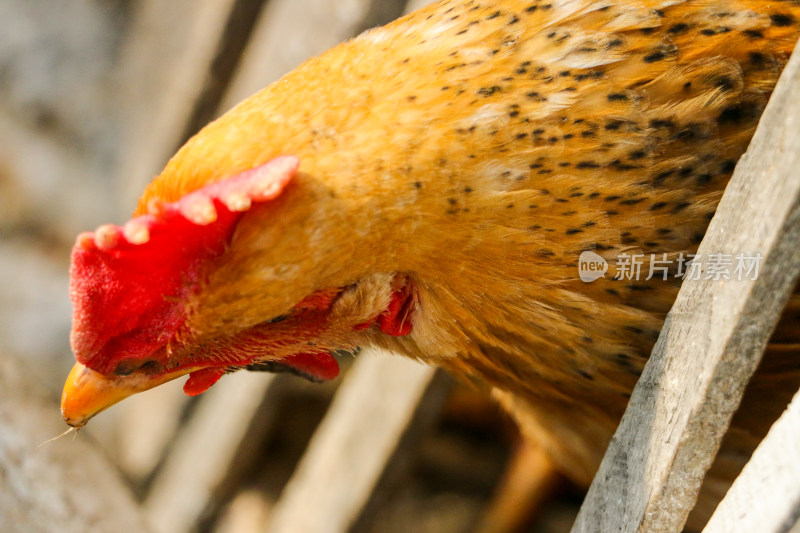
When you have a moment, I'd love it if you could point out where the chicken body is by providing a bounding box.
[64,0,800,523]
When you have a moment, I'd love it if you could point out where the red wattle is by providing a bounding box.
[184,367,227,396]
[278,352,340,381]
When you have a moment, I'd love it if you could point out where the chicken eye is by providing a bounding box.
[113,358,158,376]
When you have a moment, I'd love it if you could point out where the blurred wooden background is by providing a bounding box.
[0,1,581,531]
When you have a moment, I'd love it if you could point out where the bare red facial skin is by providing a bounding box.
[180,289,345,395]
[182,351,340,396]
[176,276,417,395]
[68,154,418,397]
[184,367,227,395]
[69,156,298,376]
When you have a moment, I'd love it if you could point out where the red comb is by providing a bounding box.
[69,156,298,374]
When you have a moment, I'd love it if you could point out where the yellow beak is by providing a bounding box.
[61,362,195,428]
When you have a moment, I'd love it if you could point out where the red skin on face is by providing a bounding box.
[69,157,298,376]
[68,156,415,396]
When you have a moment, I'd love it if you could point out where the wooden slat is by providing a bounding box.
[0,110,112,240]
[215,489,273,533]
[703,385,800,533]
[265,351,449,533]
[404,0,435,14]
[219,0,376,113]
[572,48,800,533]
[114,0,243,207]
[144,372,282,533]
[111,380,191,483]
[0,353,151,533]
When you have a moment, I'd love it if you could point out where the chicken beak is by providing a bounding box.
[61,362,193,428]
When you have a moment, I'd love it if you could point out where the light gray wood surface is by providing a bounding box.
[0,353,151,533]
[265,352,448,533]
[703,385,800,533]
[115,0,241,206]
[144,372,281,533]
[220,0,378,112]
[572,47,800,533]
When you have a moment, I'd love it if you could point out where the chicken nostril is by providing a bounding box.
[113,358,158,376]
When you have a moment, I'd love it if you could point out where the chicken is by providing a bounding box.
[62,0,800,524]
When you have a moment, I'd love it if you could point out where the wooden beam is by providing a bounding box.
[265,351,449,533]
[572,48,800,533]
[0,352,151,533]
[703,385,800,533]
[219,0,376,113]
[144,372,282,533]
[114,0,243,207]
[404,0,434,14]
[110,380,191,484]
[0,110,112,240]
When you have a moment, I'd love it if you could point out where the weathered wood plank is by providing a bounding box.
[0,353,151,533]
[111,380,191,483]
[114,0,243,206]
[219,0,377,112]
[702,385,800,533]
[572,47,800,533]
[404,0,435,14]
[0,110,113,241]
[215,488,273,533]
[144,372,282,533]
[265,351,449,533]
